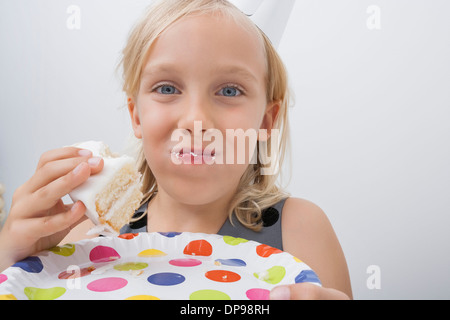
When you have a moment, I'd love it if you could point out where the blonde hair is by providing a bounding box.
[120,0,292,231]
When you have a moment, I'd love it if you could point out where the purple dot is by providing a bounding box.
[147,272,185,286]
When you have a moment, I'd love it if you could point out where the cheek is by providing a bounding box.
[137,106,173,168]
[137,99,173,141]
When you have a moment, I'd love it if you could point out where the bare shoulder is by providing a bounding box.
[281,197,353,298]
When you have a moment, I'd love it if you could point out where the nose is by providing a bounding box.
[177,91,215,135]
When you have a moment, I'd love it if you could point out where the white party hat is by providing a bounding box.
[229,0,296,48]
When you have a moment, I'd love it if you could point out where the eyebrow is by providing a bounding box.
[141,63,180,79]
[141,63,259,83]
[212,65,259,83]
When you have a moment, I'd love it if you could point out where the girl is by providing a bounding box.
[0,0,352,299]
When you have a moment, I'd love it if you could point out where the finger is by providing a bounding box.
[26,156,103,194]
[36,147,92,170]
[270,283,349,300]
[64,203,89,228]
[17,162,91,216]
[9,201,86,243]
[32,201,87,239]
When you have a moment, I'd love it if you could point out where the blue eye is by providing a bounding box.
[218,86,243,97]
[154,84,180,95]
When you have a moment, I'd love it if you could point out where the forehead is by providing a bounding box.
[142,12,267,79]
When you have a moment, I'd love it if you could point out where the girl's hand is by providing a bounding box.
[270,283,350,300]
[0,147,103,272]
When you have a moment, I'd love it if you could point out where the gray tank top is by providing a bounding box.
[120,198,288,250]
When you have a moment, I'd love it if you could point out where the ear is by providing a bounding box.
[127,97,142,139]
[259,101,280,141]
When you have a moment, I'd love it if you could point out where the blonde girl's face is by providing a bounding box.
[129,13,277,205]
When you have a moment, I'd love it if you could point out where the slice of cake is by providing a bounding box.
[69,141,143,236]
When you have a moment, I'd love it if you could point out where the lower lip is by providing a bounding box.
[172,152,216,165]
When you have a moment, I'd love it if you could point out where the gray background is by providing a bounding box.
[1,0,449,299]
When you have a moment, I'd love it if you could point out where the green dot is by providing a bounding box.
[189,289,231,300]
[49,244,75,256]
[254,266,286,284]
[222,236,249,246]
[24,287,66,300]
[113,262,148,271]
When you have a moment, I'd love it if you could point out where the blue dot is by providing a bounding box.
[147,272,185,286]
[215,259,247,267]
[295,270,321,285]
[12,256,43,273]
[158,232,182,238]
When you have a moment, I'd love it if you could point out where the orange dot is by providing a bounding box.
[183,240,213,256]
[256,244,282,258]
[205,270,241,283]
[118,233,139,240]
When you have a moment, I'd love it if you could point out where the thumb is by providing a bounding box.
[269,285,291,300]
[270,283,350,300]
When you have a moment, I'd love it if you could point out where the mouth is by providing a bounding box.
[171,148,216,165]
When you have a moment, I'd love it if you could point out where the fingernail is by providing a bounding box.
[88,157,101,167]
[73,162,86,175]
[270,286,291,300]
[78,149,92,157]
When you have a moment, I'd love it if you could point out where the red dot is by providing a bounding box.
[118,233,139,240]
[256,244,282,258]
[183,240,213,256]
[205,270,241,283]
[58,266,95,279]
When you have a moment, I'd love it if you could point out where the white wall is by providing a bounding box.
[1,0,449,299]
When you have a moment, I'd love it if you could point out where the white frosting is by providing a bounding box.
[68,141,139,236]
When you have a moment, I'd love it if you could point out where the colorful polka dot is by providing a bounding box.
[254,266,286,284]
[87,277,128,292]
[159,232,182,237]
[12,256,43,273]
[222,236,249,246]
[58,266,95,279]
[49,243,75,256]
[183,239,213,256]
[0,294,17,300]
[246,288,270,300]
[205,270,241,283]
[118,233,139,240]
[295,270,321,284]
[190,289,231,300]
[169,258,202,267]
[214,258,246,267]
[125,295,160,300]
[89,246,121,263]
[0,274,7,284]
[138,249,167,257]
[147,272,185,286]
[24,287,66,300]
[256,244,282,258]
[114,262,148,271]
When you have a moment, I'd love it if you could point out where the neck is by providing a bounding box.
[146,188,236,234]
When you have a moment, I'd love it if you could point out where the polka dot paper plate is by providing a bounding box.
[0,232,321,300]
